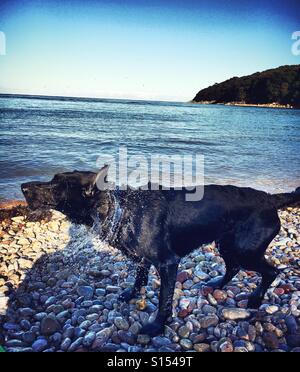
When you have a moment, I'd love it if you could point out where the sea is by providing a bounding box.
[0,94,299,200]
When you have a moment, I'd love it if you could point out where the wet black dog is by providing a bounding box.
[21,166,300,336]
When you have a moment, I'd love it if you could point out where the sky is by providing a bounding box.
[0,0,299,101]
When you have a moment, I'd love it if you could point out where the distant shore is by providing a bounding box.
[190,101,297,109]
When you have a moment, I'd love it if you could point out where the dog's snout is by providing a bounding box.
[21,183,30,193]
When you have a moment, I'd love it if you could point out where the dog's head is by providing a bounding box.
[21,165,109,224]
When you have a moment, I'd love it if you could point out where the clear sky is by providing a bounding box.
[0,0,299,101]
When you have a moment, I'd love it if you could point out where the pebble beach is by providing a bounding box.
[0,205,300,353]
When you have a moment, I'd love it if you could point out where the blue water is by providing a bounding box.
[0,95,299,200]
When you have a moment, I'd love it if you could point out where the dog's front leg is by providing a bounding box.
[120,259,151,302]
[140,259,179,336]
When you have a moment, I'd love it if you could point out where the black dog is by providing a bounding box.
[21,166,300,336]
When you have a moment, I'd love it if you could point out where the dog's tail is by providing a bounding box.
[269,187,300,209]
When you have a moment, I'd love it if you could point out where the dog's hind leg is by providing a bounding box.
[119,259,151,302]
[204,234,240,289]
[140,259,179,336]
[247,259,280,309]
[234,209,281,309]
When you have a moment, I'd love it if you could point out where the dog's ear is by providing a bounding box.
[82,165,110,198]
[94,165,110,189]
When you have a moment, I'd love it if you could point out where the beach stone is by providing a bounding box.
[34,312,47,321]
[1,205,300,353]
[61,338,72,351]
[118,331,136,345]
[44,296,57,306]
[265,305,279,315]
[207,293,218,306]
[22,331,36,344]
[219,340,234,353]
[263,332,279,349]
[178,325,190,338]
[177,309,190,318]
[129,322,141,335]
[179,297,191,310]
[286,334,300,348]
[182,280,194,289]
[194,343,210,352]
[234,347,249,352]
[40,316,61,336]
[95,288,106,297]
[285,316,298,334]
[83,331,96,347]
[114,317,129,331]
[32,339,48,352]
[20,319,31,331]
[180,339,193,350]
[177,271,190,283]
[152,336,171,348]
[79,320,91,330]
[19,308,35,318]
[199,315,219,329]
[137,334,151,345]
[202,304,217,315]
[222,308,251,321]
[77,286,94,300]
[106,285,120,293]
[274,288,285,296]
[6,340,26,348]
[194,270,210,281]
[68,337,83,352]
[213,289,227,302]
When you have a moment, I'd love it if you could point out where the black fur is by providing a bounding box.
[21,166,300,336]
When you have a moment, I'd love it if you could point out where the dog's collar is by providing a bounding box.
[103,190,123,243]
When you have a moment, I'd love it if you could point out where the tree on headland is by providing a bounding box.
[192,65,300,106]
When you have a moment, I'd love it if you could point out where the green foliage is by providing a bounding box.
[193,65,300,106]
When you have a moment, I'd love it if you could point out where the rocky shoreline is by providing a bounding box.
[190,101,296,109]
[0,205,300,352]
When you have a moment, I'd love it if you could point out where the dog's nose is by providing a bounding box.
[21,183,30,194]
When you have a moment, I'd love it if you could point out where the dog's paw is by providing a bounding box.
[119,288,136,302]
[140,321,164,337]
[247,296,262,309]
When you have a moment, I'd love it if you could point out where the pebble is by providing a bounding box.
[265,305,279,315]
[1,206,300,353]
[32,339,48,352]
[114,317,130,331]
[152,336,171,348]
[219,340,234,352]
[40,316,60,336]
[180,339,193,350]
[263,332,279,349]
[199,315,219,329]
[68,337,83,352]
[83,331,96,347]
[177,271,190,283]
[222,308,251,320]
[137,334,151,345]
[194,343,210,352]
[77,286,94,300]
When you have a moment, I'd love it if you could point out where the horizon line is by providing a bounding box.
[0,92,189,104]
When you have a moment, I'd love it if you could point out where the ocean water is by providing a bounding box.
[0,95,299,200]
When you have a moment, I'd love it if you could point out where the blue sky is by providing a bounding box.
[0,0,299,101]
